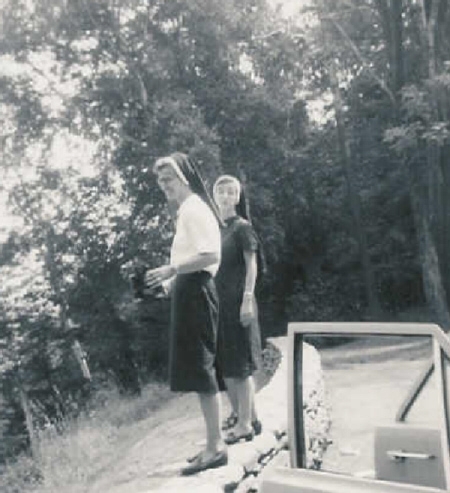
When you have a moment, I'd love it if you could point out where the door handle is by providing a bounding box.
[387,450,435,462]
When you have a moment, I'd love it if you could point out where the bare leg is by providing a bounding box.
[198,391,225,458]
[231,376,253,434]
[224,377,239,418]
[249,376,259,422]
[225,376,259,423]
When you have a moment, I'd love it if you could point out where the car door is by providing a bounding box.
[260,322,450,493]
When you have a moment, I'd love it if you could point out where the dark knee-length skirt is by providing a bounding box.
[169,271,220,393]
[216,296,262,379]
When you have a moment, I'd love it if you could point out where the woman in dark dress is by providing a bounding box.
[213,175,263,444]
[145,153,227,475]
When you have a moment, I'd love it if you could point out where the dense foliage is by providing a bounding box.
[1,0,450,466]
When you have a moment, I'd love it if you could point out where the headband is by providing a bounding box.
[213,175,242,202]
[153,156,189,185]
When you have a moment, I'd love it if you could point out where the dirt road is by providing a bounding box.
[319,337,435,477]
[87,336,435,492]
[87,339,285,493]
[87,392,212,493]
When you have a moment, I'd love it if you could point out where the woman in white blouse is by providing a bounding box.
[145,152,227,475]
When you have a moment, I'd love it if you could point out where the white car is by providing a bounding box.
[260,322,450,493]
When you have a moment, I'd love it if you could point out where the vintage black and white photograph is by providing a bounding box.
[1,0,450,492]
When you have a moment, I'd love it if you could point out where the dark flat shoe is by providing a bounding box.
[181,450,228,476]
[252,419,262,436]
[224,429,254,445]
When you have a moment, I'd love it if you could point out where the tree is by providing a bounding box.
[0,0,307,460]
[300,0,450,326]
[383,0,450,329]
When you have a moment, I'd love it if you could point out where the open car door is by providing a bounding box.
[260,323,450,493]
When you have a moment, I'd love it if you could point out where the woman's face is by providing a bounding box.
[214,182,239,213]
[156,165,188,204]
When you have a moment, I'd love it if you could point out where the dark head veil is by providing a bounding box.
[213,174,267,279]
[235,181,250,220]
[155,152,224,227]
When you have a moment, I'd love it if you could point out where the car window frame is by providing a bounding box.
[287,322,450,490]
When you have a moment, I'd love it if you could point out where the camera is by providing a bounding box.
[130,265,165,299]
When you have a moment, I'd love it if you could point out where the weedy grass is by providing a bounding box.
[0,381,173,493]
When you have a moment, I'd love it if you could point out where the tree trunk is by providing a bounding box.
[375,0,404,100]
[410,183,450,329]
[329,66,380,317]
[18,383,38,458]
[413,0,450,330]
[320,4,381,317]
[389,0,404,97]
[440,146,450,306]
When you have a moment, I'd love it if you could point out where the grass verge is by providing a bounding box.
[0,381,173,493]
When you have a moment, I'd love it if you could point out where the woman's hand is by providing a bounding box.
[240,294,255,327]
[144,265,176,290]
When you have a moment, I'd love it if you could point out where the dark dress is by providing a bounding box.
[216,216,262,379]
[169,271,220,393]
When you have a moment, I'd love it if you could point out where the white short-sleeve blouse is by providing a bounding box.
[170,194,221,276]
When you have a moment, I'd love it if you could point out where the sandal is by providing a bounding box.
[186,451,201,463]
[181,450,228,476]
[224,429,254,445]
[221,412,238,431]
